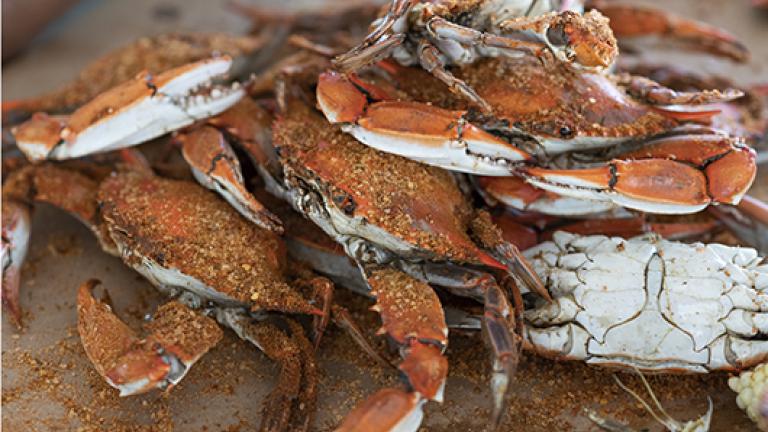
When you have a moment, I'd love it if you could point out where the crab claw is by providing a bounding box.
[14,56,245,161]
[524,133,756,214]
[1,200,31,327]
[368,268,449,400]
[77,280,222,396]
[336,389,425,432]
[618,74,744,107]
[316,71,532,175]
[336,268,448,431]
[477,176,617,216]
[588,0,750,62]
[177,126,283,233]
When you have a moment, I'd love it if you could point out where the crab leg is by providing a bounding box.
[3,164,116,253]
[710,195,768,255]
[332,0,413,72]
[176,125,283,233]
[417,40,493,113]
[2,33,264,124]
[617,74,744,106]
[78,280,222,396]
[216,309,316,432]
[477,175,619,215]
[421,264,521,428]
[426,16,546,62]
[587,0,749,62]
[524,133,757,214]
[337,268,448,432]
[13,56,245,161]
[470,210,549,301]
[316,71,532,175]
[1,200,31,326]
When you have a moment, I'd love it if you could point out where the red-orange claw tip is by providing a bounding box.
[612,159,710,206]
[477,250,508,271]
[308,307,325,317]
[478,176,546,206]
[398,343,448,402]
[105,350,171,389]
[705,147,757,205]
[335,388,423,432]
[348,74,397,101]
[316,71,367,124]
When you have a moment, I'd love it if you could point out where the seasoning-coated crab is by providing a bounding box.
[2,162,331,431]
[185,56,548,428]
[317,57,754,214]
[252,70,551,429]
[2,32,265,125]
[333,0,618,112]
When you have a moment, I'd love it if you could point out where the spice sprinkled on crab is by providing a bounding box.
[317,57,753,214]
[2,161,332,431]
[252,69,550,428]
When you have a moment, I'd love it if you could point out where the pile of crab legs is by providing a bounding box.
[3,0,768,430]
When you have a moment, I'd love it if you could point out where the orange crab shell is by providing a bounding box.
[274,101,506,269]
[97,172,316,315]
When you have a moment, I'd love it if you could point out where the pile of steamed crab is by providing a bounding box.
[4,0,768,430]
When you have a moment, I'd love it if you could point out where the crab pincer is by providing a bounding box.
[337,268,449,432]
[176,124,284,233]
[13,56,245,161]
[2,32,265,124]
[77,279,222,396]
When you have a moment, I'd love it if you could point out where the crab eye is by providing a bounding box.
[546,25,569,47]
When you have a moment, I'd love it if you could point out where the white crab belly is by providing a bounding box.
[524,232,768,372]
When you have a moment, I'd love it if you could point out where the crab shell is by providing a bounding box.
[274,100,505,271]
[320,57,721,161]
[13,56,244,161]
[96,171,316,315]
[524,231,768,372]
